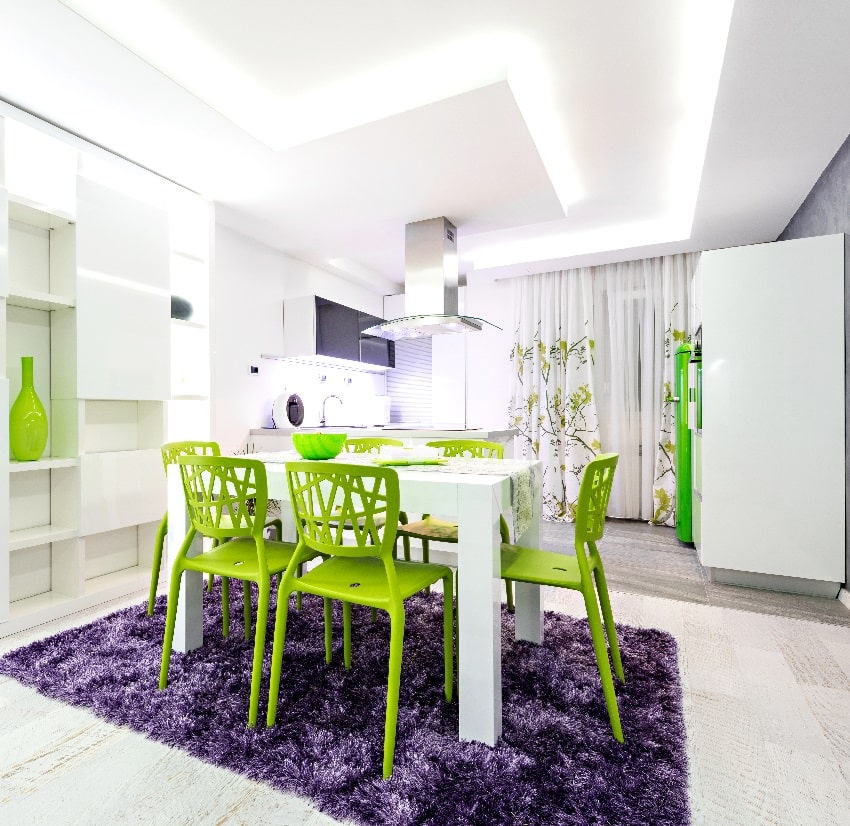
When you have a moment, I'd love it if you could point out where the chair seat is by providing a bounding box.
[295,556,453,606]
[500,543,588,589]
[396,516,459,542]
[183,538,300,579]
[329,510,388,530]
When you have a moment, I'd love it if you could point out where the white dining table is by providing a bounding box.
[166,453,544,746]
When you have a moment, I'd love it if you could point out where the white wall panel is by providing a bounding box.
[83,400,142,452]
[9,544,50,602]
[80,449,164,536]
[76,274,169,399]
[4,120,76,217]
[700,234,844,584]
[84,526,139,580]
[8,470,51,531]
[76,177,169,290]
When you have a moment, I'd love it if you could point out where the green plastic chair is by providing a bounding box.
[266,460,454,779]
[343,435,410,525]
[147,440,219,615]
[343,436,404,454]
[500,452,625,741]
[344,436,410,622]
[395,439,514,610]
[148,440,284,626]
[159,455,319,728]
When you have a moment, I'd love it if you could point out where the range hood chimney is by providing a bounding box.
[362,217,501,340]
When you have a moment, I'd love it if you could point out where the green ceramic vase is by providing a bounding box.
[9,356,48,461]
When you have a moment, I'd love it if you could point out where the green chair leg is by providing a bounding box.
[593,562,624,682]
[582,585,623,742]
[505,579,515,613]
[147,512,168,615]
[266,577,292,727]
[221,577,230,638]
[324,597,333,664]
[443,573,454,701]
[247,579,270,728]
[383,608,405,779]
[296,563,303,611]
[343,601,353,670]
[243,581,252,641]
[158,566,185,689]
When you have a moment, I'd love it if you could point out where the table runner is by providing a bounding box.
[246,451,540,543]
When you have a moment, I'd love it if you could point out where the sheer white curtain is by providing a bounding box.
[510,252,697,523]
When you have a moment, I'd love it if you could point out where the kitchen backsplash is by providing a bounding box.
[256,358,391,428]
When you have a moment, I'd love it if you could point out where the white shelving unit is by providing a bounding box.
[0,113,212,635]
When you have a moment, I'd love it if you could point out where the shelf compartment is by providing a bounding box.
[9,524,77,552]
[2,566,149,638]
[7,289,75,311]
[8,195,76,228]
[9,457,78,473]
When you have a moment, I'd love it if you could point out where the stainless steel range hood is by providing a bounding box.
[362,217,501,340]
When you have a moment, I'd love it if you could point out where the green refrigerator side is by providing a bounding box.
[674,343,694,543]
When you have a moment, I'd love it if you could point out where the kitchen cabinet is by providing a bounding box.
[694,233,846,596]
[280,295,394,369]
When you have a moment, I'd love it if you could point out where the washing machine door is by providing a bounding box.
[272,393,304,427]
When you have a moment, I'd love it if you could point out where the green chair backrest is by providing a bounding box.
[344,437,404,454]
[574,453,619,547]
[286,460,400,561]
[426,439,504,459]
[177,455,269,547]
[161,440,219,475]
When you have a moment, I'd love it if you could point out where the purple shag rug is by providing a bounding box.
[0,585,688,826]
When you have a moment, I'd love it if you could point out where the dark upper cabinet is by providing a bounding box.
[358,311,395,368]
[315,297,360,361]
[285,296,394,368]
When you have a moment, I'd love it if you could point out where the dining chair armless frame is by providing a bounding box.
[500,452,625,741]
[159,455,318,728]
[266,460,454,779]
[395,438,514,609]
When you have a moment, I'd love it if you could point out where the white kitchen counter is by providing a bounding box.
[247,427,518,455]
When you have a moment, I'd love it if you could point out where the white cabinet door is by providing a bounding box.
[80,449,164,536]
[76,177,169,290]
[699,234,845,586]
[75,177,170,400]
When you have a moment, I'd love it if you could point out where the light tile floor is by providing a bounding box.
[1,519,848,825]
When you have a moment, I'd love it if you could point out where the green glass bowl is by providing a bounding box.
[291,431,347,460]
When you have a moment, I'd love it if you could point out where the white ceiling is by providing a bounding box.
[2,0,850,293]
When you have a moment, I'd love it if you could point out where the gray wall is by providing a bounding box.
[778,133,850,240]
[777,132,850,590]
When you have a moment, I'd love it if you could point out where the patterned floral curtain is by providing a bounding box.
[510,253,698,524]
[510,270,599,521]
[650,254,695,525]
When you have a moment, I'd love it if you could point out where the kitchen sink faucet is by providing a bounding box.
[320,394,342,427]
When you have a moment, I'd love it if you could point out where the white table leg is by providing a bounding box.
[514,471,543,644]
[167,465,203,652]
[457,481,502,745]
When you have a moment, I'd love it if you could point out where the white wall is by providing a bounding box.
[464,274,515,429]
[425,275,515,430]
[212,225,388,452]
